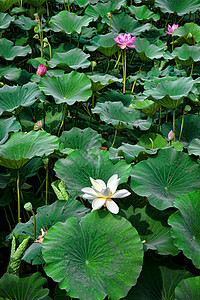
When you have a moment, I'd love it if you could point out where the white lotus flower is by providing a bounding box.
[81,174,131,214]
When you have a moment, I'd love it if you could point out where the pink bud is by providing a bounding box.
[168,130,174,141]
[36,64,47,77]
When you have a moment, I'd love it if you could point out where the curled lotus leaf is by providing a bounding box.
[155,0,200,15]
[0,38,31,60]
[172,44,200,67]
[0,12,14,29]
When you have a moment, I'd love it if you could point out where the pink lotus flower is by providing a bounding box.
[36,64,47,77]
[166,24,179,35]
[114,33,136,50]
[168,130,174,141]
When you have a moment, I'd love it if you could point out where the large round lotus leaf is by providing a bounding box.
[168,190,200,269]
[128,5,160,21]
[88,73,122,92]
[155,0,200,15]
[188,138,200,156]
[85,0,126,20]
[134,38,164,61]
[26,0,46,7]
[98,90,132,107]
[130,148,200,210]
[172,22,200,43]
[0,117,21,145]
[0,130,60,169]
[50,10,93,34]
[124,205,179,255]
[172,44,200,67]
[42,211,143,300]
[92,101,152,131]
[0,0,18,12]
[10,199,89,241]
[103,12,151,34]
[0,38,31,60]
[54,149,131,197]
[13,15,36,30]
[39,72,92,105]
[90,32,119,57]
[162,114,200,144]
[0,12,14,29]
[0,66,21,81]
[0,272,51,300]
[0,83,44,116]
[60,127,104,153]
[175,277,200,300]
[126,255,191,300]
[143,77,194,109]
[48,48,90,71]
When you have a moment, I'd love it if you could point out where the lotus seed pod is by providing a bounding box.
[24,202,33,212]
[91,61,97,68]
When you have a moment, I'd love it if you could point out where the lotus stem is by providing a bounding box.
[46,0,49,16]
[173,109,176,142]
[131,79,137,94]
[68,0,70,12]
[166,108,168,122]
[159,106,162,131]
[190,63,194,77]
[81,103,91,117]
[49,43,52,60]
[8,204,15,224]
[172,37,174,52]
[57,103,67,136]
[111,128,118,148]
[179,112,184,142]
[31,210,36,240]
[113,51,121,71]
[122,49,126,93]
[165,13,170,27]
[109,18,111,32]
[91,92,95,109]
[63,0,67,10]
[17,171,21,223]
[20,0,23,7]
[105,58,110,73]
[45,165,48,206]
[149,138,154,149]
[3,207,12,231]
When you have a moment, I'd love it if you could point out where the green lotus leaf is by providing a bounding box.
[138,133,168,149]
[26,0,46,7]
[175,277,200,300]
[54,149,131,198]
[60,127,105,153]
[168,190,200,269]
[98,90,132,107]
[0,38,31,60]
[0,117,21,145]
[0,12,14,29]
[172,44,200,67]
[10,199,89,241]
[0,172,11,189]
[0,272,51,300]
[90,32,119,56]
[22,242,45,265]
[0,65,21,81]
[39,72,92,105]
[0,83,43,116]
[48,48,90,71]
[130,148,200,210]
[42,211,144,300]
[162,114,200,144]
[126,255,191,299]
[103,12,151,35]
[88,73,122,91]
[92,101,152,131]
[111,143,156,163]
[143,77,194,109]
[13,15,36,30]
[50,10,93,34]
[0,130,60,169]
[135,37,164,61]
[122,205,178,255]
[188,138,200,156]
[155,0,200,15]
[173,22,200,43]
[0,0,18,12]
[128,5,160,21]
[85,0,126,20]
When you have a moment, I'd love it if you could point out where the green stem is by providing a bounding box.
[173,109,176,142]
[149,138,154,149]
[105,58,110,73]
[172,37,174,52]
[131,79,137,94]
[109,18,111,32]
[166,108,168,123]
[3,207,12,231]
[20,0,23,7]
[49,43,52,60]
[113,51,121,71]
[36,176,46,196]
[17,171,21,223]
[165,13,170,27]
[190,63,194,77]
[46,0,49,16]
[45,165,48,206]
[57,104,67,136]
[91,92,95,109]
[179,112,184,142]
[32,210,36,240]
[159,106,162,131]
[63,0,67,10]
[111,128,118,148]
[8,204,15,224]
[81,102,91,117]
[122,49,126,93]
[68,0,70,12]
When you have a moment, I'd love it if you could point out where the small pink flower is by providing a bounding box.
[166,24,179,35]
[168,130,174,141]
[36,64,47,77]
[114,33,136,50]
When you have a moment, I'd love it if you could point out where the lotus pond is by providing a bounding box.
[1,0,200,299]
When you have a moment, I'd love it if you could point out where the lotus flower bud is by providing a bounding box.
[36,64,47,77]
[168,130,174,141]
[24,202,33,212]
